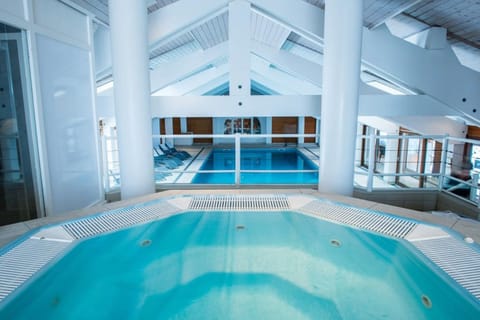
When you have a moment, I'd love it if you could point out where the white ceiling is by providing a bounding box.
[71,0,480,73]
[83,0,480,129]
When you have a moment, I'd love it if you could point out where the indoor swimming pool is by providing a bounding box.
[0,194,479,319]
[192,148,318,184]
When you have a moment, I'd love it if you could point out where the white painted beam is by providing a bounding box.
[149,94,457,119]
[151,95,322,118]
[363,25,480,123]
[251,72,298,95]
[359,95,462,117]
[148,0,229,49]
[99,94,463,137]
[229,0,251,95]
[187,74,229,96]
[150,42,227,92]
[250,0,324,44]
[252,40,382,95]
[251,55,320,94]
[368,0,423,30]
[252,40,322,86]
[153,63,229,96]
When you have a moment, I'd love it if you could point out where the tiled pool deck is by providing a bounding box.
[1,189,479,248]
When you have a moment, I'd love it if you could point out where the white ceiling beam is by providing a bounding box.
[252,40,383,95]
[359,95,462,117]
[151,95,322,118]
[187,74,230,96]
[363,25,480,124]
[368,0,423,30]
[150,42,227,92]
[252,40,322,86]
[99,94,462,125]
[251,55,320,95]
[250,0,324,45]
[148,0,229,49]
[153,63,229,96]
[229,0,251,95]
[251,72,299,95]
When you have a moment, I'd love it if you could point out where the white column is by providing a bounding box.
[180,117,188,133]
[318,0,363,195]
[229,0,251,95]
[266,117,272,144]
[165,117,174,145]
[298,117,305,144]
[109,0,154,199]
[152,118,160,148]
[383,136,398,184]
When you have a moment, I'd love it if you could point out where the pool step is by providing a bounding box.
[62,202,181,239]
[300,200,417,239]
[0,238,70,302]
[188,194,290,211]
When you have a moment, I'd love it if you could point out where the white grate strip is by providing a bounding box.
[412,237,480,300]
[188,195,290,211]
[300,200,417,238]
[0,238,70,302]
[62,202,180,239]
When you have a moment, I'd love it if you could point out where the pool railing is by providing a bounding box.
[101,132,480,207]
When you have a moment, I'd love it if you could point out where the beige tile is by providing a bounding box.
[0,222,30,248]
[451,218,480,243]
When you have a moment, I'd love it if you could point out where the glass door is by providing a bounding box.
[0,22,37,225]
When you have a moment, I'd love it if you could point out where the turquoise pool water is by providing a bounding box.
[192,148,318,184]
[1,212,478,319]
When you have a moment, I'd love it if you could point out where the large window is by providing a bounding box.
[0,22,37,225]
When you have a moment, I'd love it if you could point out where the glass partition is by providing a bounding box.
[0,22,37,225]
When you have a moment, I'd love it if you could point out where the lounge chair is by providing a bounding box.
[165,142,192,158]
[154,147,183,166]
[158,144,188,160]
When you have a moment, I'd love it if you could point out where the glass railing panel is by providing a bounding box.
[238,135,319,185]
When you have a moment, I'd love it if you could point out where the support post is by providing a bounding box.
[235,133,241,185]
[438,135,449,191]
[229,0,251,95]
[367,130,376,192]
[318,0,364,195]
[109,0,154,199]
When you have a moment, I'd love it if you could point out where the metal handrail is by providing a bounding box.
[101,132,480,206]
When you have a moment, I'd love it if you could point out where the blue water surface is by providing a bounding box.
[1,212,479,319]
[192,148,318,184]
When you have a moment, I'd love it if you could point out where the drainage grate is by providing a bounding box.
[0,238,70,302]
[62,202,180,239]
[300,201,417,238]
[188,195,290,211]
[412,237,480,300]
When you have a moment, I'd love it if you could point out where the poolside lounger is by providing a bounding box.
[165,142,192,158]
[154,147,183,165]
[153,156,178,169]
[158,144,188,160]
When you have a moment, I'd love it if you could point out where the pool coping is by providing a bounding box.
[1,190,479,305]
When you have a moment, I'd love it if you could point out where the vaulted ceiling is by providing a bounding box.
[70,0,480,73]
[70,0,480,132]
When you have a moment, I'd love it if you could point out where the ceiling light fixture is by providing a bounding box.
[366,80,406,95]
[96,81,114,94]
